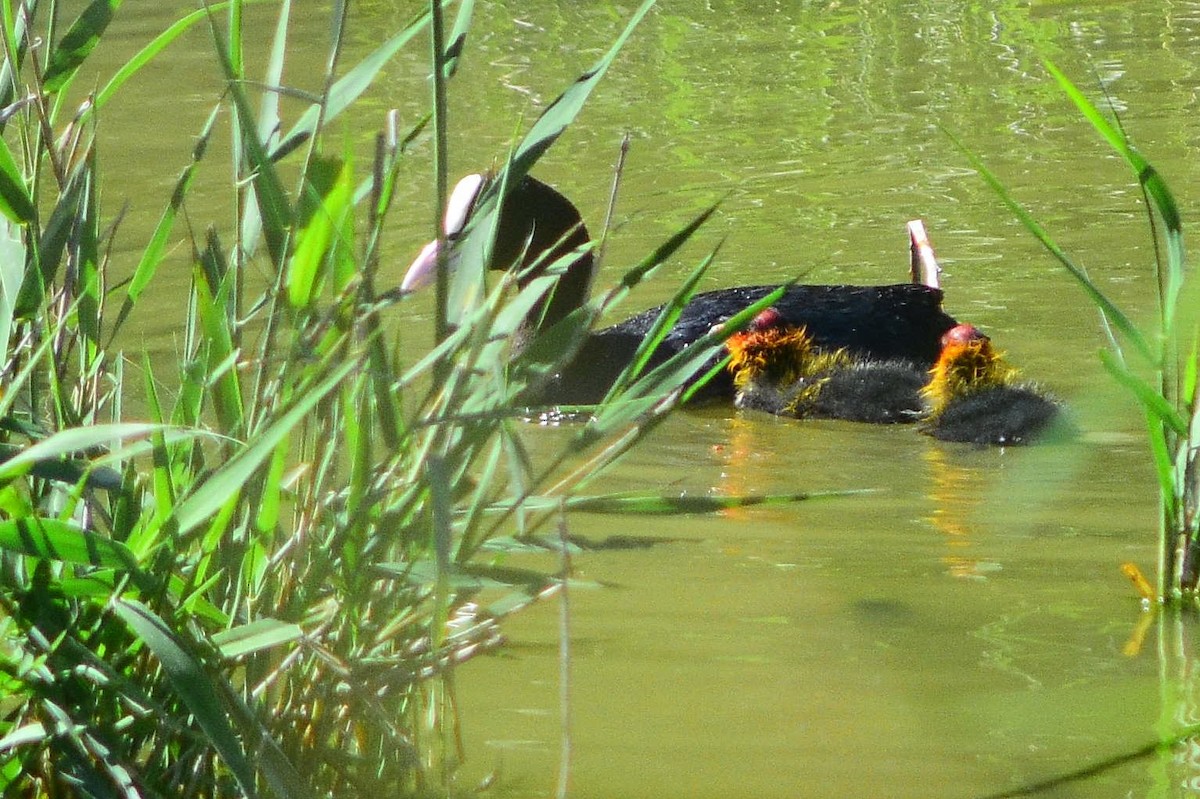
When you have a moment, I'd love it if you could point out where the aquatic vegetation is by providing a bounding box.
[957,62,1199,600]
[0,1,829,795]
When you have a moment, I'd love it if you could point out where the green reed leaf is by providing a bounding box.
[55,570,229,624]
[193,254,244,435]
[0,517,136,568]
[172,358,357,536]
[584,284,785,436]
[0,443,121,490]
[111,103,221,339]
[211,619,304,659]
[1100,345,1185,573]
[509,0,654,177]
[93,3,234,111]
[1042,60,1181,236]
[17,163,87,317]
[288,156,352,308]
[207,15,293,265]
[1043,59,1186,332]
[274,4,435,159]
[74,151,102,347]
[0,219,24,366]
[444,0,655,315]
[259,0,290,154]
[0,423,160,478]
[0,135,33,224]
[605,202,718,307]
[1099,349,1188,437]
[1184,328,1200,407]
[946,126,1155,364]
[114,600,260,797]
[382,559,555,593]
[443,0,475,77]
[0,724,48,753]
[42,0,122,94]
[526,490,865,515]
[1141,404,1177,523]
[604,232,723,400]
[481,536,584,554]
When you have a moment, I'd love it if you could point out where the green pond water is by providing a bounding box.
[89,1,1200,796]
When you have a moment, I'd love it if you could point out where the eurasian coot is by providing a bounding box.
[727,313,1064,445]
[726,308,926,423]
[919,324,1063,446]
[404,173,958,404]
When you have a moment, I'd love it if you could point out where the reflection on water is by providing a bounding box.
[89,0,1200,796]
[923,447,996,581]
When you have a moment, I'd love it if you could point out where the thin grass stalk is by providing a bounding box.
[1139,166,1186,597]
[289,2,347,229]
[430,0,450,349]
[469,291,777,550]
[242,0,292,345]
[24,32,66,189]
[0,2,25,112]
[555,501,572,799]
[456,291,716,550]
[595,132,631,271]
[224,0,245,268]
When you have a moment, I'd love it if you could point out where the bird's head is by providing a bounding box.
[725,308,847,392]
[401,172,595,331]
[922,323,1018,414]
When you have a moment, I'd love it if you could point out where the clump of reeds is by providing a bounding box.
[958,61,1198,603]
[0,1,826,795]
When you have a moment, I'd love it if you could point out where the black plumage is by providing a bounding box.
[405,173,957,405]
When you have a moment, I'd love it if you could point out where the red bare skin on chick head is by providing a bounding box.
[940,323,987,349]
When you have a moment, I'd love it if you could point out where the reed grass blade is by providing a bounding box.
[1098,350,1189,436]
[0,135,34,223]
[93,4,232,110]
[275,7,433,158]
[509,0,655,177]
[211,619,304,659]
[113,103,220,337]
[287,155,352,308]
[171,359,356,536]
[947,126,1154,364]
[42,0,121,94]
[524,490,866,514]
[1043,59,1186,329]
[444,0,475,77]
[0,518,136,568]
[113,600,269,799]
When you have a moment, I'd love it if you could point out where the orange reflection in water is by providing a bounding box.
[922,446,989,580]
[711,415,772,522]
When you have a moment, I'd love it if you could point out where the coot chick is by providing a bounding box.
[726,308,927,423]
[919,324,1063,446]
[404,172,959,404]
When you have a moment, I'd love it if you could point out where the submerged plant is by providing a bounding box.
[957,62,1196,602]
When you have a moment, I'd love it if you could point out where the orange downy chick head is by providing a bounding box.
[922,323,1018,413]
[726,309,846,391]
